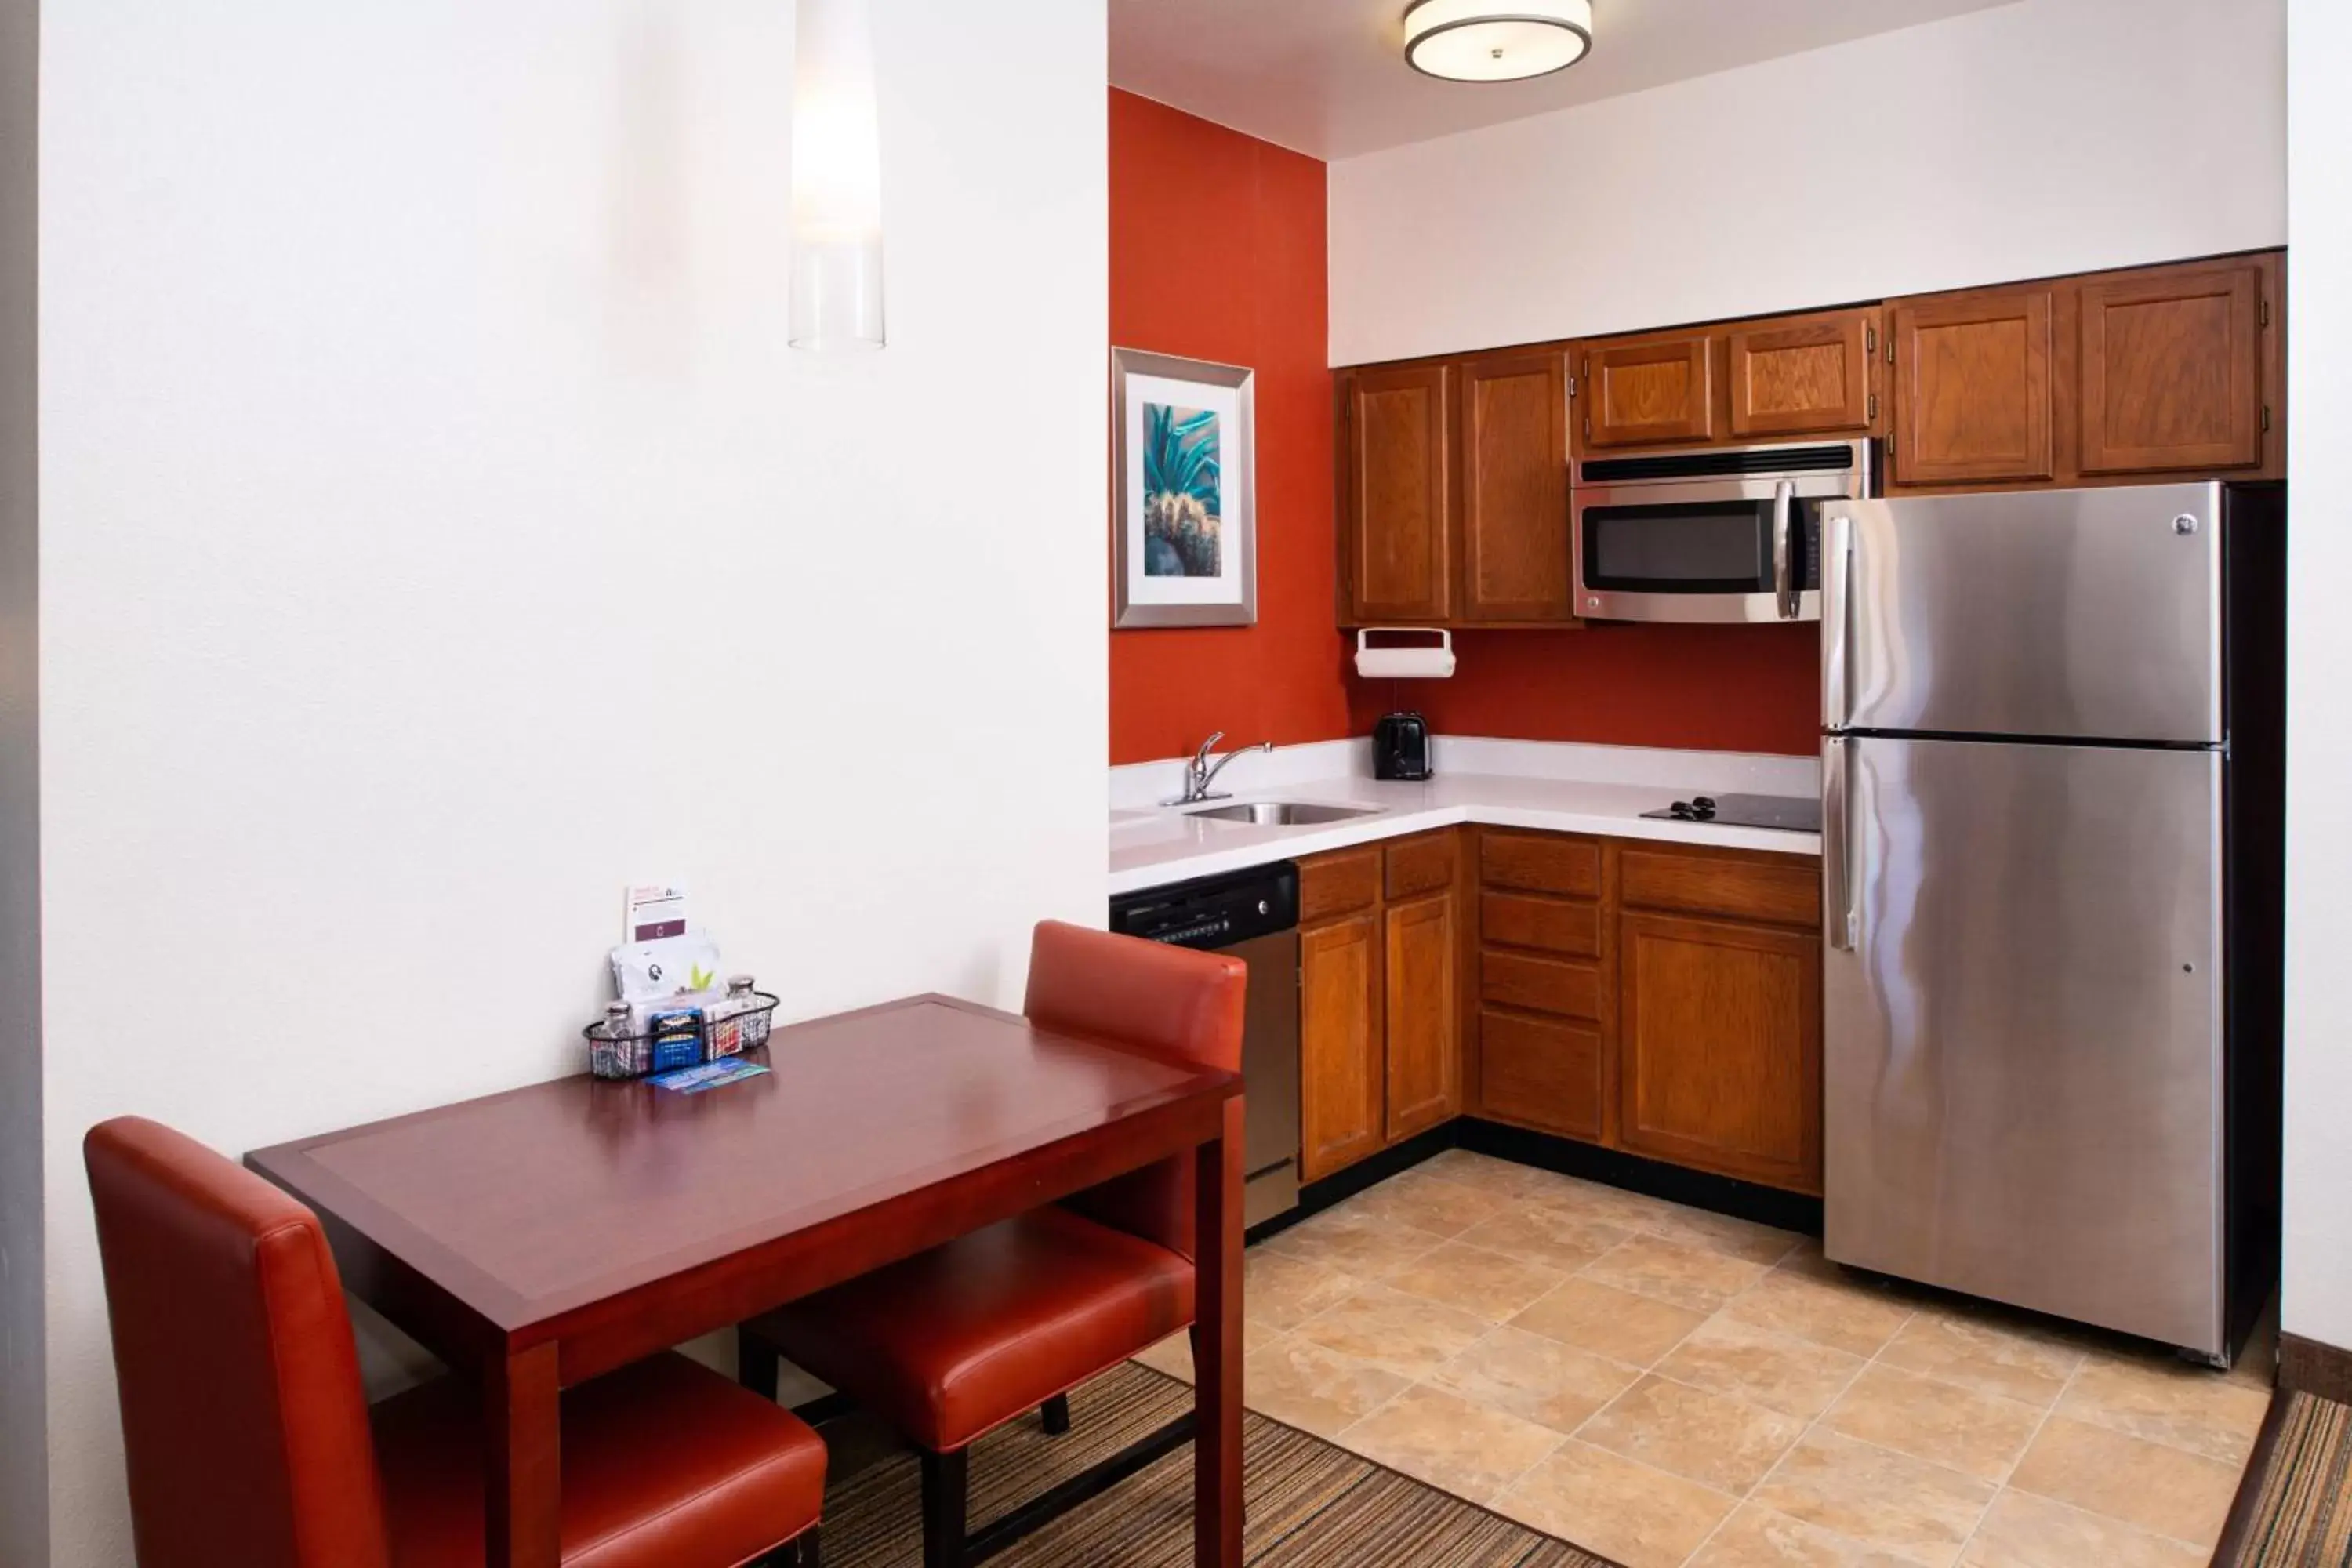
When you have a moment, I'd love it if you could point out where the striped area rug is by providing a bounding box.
[815,1362,1616,1567]
[2220,1390,2352,1566]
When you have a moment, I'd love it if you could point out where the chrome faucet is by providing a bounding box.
[1165,732,1272,807]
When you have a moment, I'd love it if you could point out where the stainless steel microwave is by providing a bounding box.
[1572,440,1875,623]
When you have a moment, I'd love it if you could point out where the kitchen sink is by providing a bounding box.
[1185,801,1385,826]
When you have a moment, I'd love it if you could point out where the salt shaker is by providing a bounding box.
[599,1000,633,1077]
[727,975,771,1051]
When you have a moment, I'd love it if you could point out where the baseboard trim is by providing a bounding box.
[2279,1331,2352,1403]
[1264,1116,1824,1244]
[1455,1119,1824,1236]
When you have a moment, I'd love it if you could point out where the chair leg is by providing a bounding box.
[754,1526,816,1568]
[737,1325,779,1403]
[921,1446,970,1568]
[1040,1392,1072,1436]
[798,1523,822,1567]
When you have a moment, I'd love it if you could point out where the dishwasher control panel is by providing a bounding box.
[1109,862,1300,951]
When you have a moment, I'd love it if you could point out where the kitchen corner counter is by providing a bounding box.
[1110,771,1822,896]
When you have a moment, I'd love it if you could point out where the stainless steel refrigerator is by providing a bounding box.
[1819,481,2283,1363]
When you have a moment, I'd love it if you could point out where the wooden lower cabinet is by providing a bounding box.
[1300,912,1384,1182]
[1472,830,1611,1139]
[1470,829,1825,1196]
[1477,1009,1602,1140]
[1298,831,1464,1181]
[1384,890,1460,1141]
[1480,949,1602,1018]
[1617,910,1823,1193]
[1301,826,1824,1194]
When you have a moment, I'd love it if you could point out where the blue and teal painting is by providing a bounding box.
[1142,402,1222,577]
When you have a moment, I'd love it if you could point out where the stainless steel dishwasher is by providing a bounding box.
[1109,862,1301,1227]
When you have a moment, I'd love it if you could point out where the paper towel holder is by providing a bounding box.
[1354,627,1456,680]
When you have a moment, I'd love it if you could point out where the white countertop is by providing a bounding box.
[1109,764,1822,896]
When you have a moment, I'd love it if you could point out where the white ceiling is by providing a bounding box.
[1109,0,2026,160]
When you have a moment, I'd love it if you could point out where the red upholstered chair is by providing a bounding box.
[84,1116,828,1568]
[736,920,1246,1568]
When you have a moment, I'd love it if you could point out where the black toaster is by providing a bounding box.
[1373,713,1432,782]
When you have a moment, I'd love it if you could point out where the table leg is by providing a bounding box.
[483,1340,562,1568]
[1193,1095,1245,1568]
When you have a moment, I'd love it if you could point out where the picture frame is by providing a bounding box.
[1110,347,1258,628]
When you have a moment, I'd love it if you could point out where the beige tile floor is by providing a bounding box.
[1135,1149,2274,1568]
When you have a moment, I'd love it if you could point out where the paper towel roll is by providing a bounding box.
[1354,628,1455,680]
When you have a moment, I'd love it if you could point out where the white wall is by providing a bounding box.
[2281,0,2352,1358]
[32,3,1108,1563]
[1329,0,2286,365]
[0,0,44,1562]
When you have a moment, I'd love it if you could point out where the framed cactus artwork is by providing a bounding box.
[1111,347,1258,628]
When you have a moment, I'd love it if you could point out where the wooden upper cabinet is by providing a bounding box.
[1458,352,1571,622]
[1728,309,1875,438]
[1889,284,2056,486]
[1617,910,1822,1194]
[1583,332,1714,448]
[1345,364,1453,622]
[2078,260,2265,476]
[1337,251,2284,624]
[1300,912,1385,1181]
[1384,888,1461,1142]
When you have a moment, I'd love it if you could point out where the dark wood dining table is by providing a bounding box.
[246,993,1247,1568]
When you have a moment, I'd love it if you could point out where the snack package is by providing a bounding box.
[610,931,724,1004]
[628,987,724,1038]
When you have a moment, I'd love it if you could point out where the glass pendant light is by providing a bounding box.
[1403,0,1594,83]
[790,0,885,350]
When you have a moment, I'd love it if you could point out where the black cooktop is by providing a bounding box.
[1640,793,1821,833]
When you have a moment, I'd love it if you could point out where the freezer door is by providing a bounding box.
[1822,485,2223,743]
[1823,735,2224,1355]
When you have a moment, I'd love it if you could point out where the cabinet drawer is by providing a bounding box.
[1621,847,1820,927]
[1481,949,1602,1020]
[1479,832,1600,898]
[1477,1010,1601,1141]
[1301,847,1382,924]
[1386,831,1458,900]
[1480,891,1599,958]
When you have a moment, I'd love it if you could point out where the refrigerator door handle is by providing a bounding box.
[1773,480,1797,619]
[1824,735,1856,950]
[1822,509,1853,728]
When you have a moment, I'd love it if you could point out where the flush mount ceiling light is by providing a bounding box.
[1403,0,1593,82]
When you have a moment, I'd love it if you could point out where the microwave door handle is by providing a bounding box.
[1772,480,1795,619]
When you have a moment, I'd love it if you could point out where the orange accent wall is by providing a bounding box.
[1109,90,1348,765]
[1107,89,1817,763]
[1399,626,1820,757]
